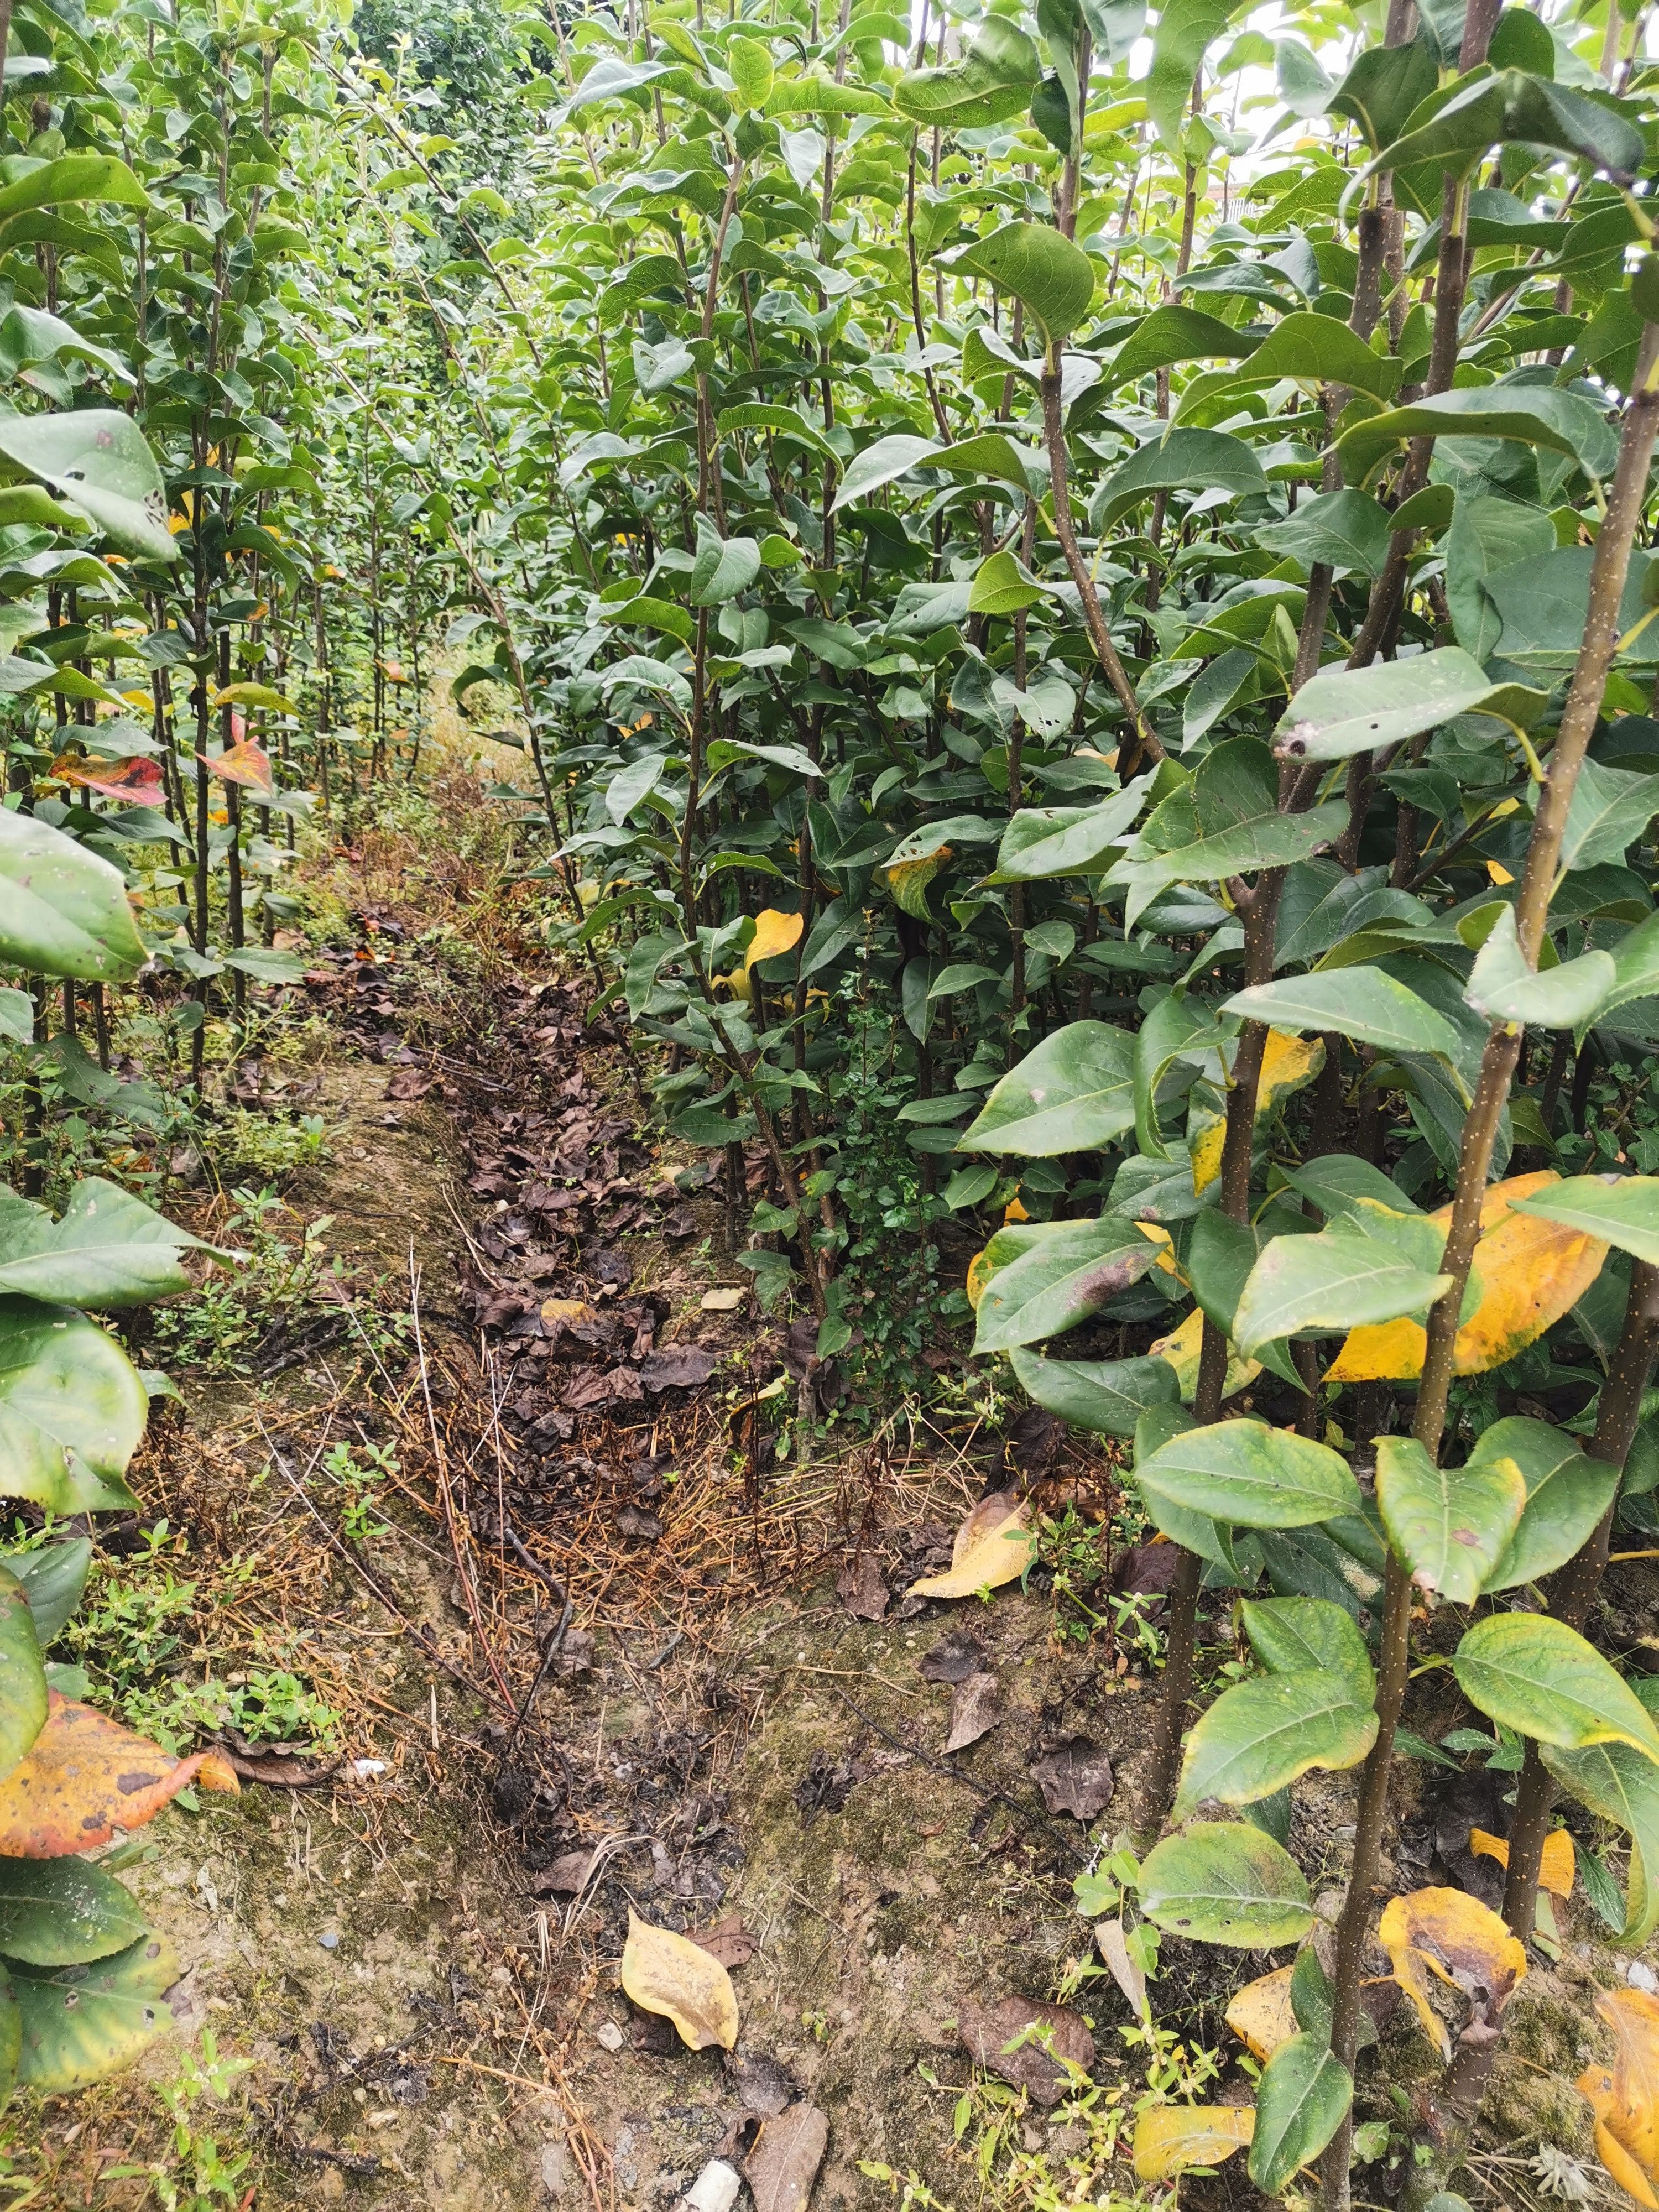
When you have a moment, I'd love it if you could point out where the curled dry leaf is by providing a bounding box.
[620,1910,739,2051]
[1224,1964,1298,2062]
[1469,1825,1575,1898]
[944,1672,1001,1754]
[1030,1736,1114,1821]
[1131,2105,1254,2181]
[1579,1988,1659,2209]
[917,1630,984,1684]
[908,1496,1033,1601]
[744,2100,829,2212]
[1095,1918,1148,2021]
[1377,1887,1527,2064]
[691,1912,757,1970]
[0,1694,239,1857]
[835,1551,889,1623]
[1326,1172,1607,1383]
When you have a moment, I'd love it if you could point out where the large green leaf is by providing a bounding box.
[1541,1733,1659,1944]
[1511,1173,1659,1265]
[0,409,175,564]
[1453,1614,1659,1760]
[0,1540,89,1646]
[1231,1218,1450,1360]
[0,1179,206,1306]
[0,156,148,223]
[724,33,774,109]
[1139,1822,1317,1948]
[1009,1347,1179,1436]
[893,17,1040,128]
[1221,967,1462,1061]
[1133,990,1233,1159]
[1365,69,1645,189]
[1253,489,1392,580]
[0,1298,147,1514]
[1231,310,1398,400]
[985,778,1149,883]
[1475,1417,1620,1593]
[1374,1435,1525,1605]
[1186,1209,1308,1392]
[972,1219,1157,1353]
[689,528,761,606]
[830,432,941,511]
[1465,906,1615,1030]
[1488,551,1659,680]
[1145,0,1232,148]
[941,222,1096,345]
[1249,2034,1352,2196]
[0,810,146,983]
[1444,494,1556,664]
[1173,1667,1377,1817]
[1240,1597,1374,1702]
[1278,1155,1422,1223]
[1337,386,1613,489]
[0,1566,43,1788]
[13,1926,178,2091]
[0,1858,147,1968]
[1273,646,1544,766]
[1107,302,1259,384]
[1095,428,1268,530]
[1135,1419,1363,1530]
[1327,36,1437,150]
[958,1021,1135,1155]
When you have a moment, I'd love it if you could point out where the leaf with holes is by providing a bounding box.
[1379,1887,1527,2063]
[13,1926,178,2091]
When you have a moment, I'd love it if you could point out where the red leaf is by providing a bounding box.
[52,755,164,805]
[199,739,275,795]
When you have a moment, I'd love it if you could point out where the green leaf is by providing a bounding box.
[1453,1613,1659,1760]
[725,33,774,109]
[1132,989,1233,1160]
[1107,302,1260,384]
[972,1218,1158,1353]
[1274,646,1545,766]
[0,156,148,223]
[942,1164,997,1210]
[831,432,940,512]
[1135,1418,1364,1530]
[967,549,1051,617]
[1511,1173,1659,1265]
[0,808,146,985]
[1240,1596,1374,1702]
[0,1297,147,1514]
[958,1021,1135,1156]
[0,1566,43,1787]
[941,222,1096,346]
[0,1540,88,1646]
[1365,68,1645,190]
[1475,1417,1620,1594]
[1541,1734,1659,1944]
[1232,1218,1451,1361]
[1174,1667,1378,1817]
[1249,2034,1352,2195]
[1095,428,1268,530]
[1327,38,1437,152]
[1337,386,1613,491]
[1277,1154,1422,1223]
[689,528,761,606]
[1139,1822,1317,1948]
[14,1926,178,2091]
[1253,489,1392,580]
[0,1178,206,1307]
[1585,911,1659,1035]
[0,408,175,564]
[1375,1434,1525,1605]
[1221,967,1463,1062]
[1444,495,1556,664]
[893,17,1040,128]
[1010,1345,1180,1436]
[986,778,1150,884]
[1232,310,1398,401]
[0,1859,147,1968]
[1186,1210,1308,1392]
[1465,905,1615,1030]
[1146,0,1233,149]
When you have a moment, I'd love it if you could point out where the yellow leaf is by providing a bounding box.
[1151,1307,1259,1402]
[744,908,804,971]
[1325,1171,1606,1383]
[966,1248,994,1310]
[541,1298,596,1328]
[620,1911,739,2051]
[1131,2105,1254,2181]
[1003,1195,1030,1224]
[1258,1028,1324,1114]
[1468,1826,1575,1898]
[712,968,753,1003]
[1580,1990,1659,2208]
[1486,860,1515,884]
[1190,1115,1224,1196]
[1135,1222,1183,1280]
[1224,1965,1297,2062]
[908,1499,1034,1600]
[1378,1887,1527,2064]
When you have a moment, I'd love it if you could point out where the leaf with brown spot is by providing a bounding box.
[620,1910,739,2051]
[1377,1887,1527,2063]
[1131,2105,1254,2180]
[51,755,164,806]
[908,1499,1033,1601]
[1579,1988,1659,2209]
[1224,1964,1298,2062]
[0,1695,240,1857]
[1469,1825,1575,1898]
[944,1672,1001,1752]
[958,1995,1094,2108]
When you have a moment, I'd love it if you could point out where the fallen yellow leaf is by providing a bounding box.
[620,1911,739,2051]
[1378,1887,1527,2063]
[1131,2105,1254,2180]
[541,1298,596,1328]
[1580,1989,1659,2208]
[909,1499,1034,1600]
[1468,1825,1575,1898]
[1224,1965,1297,2062]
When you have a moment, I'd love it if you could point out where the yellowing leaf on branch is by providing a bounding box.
[620,1911,739,2051]
[1325,1171,1607,1382]
[908,1496,1034,1600]
[1189,1032,1322,1198]
[0,1694,239,1857]
[197,739,275,797]
[1378,1887,1527,2063]
[1131,2105,1254,2180]
[1579,1988,1659,2209]
[1151,1307,1260,1402]
[744,908,804,969]
[966,1248,995,1310]
[1469,1825,1575,1898]
[1224,1965,1297,2062]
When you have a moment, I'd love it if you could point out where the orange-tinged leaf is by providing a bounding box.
[51,755,164,805]
[1003,1195,1030,1224]
[541,1298,597,1328]
[966,1248,995,1310]
[0,1694,241,1857]
[744,908,804,969]
[1378,1887,1527,2063]
[1468,1825,1575,1898]
[198,739,275,795]
[908,1499,1034,1600]
[620,1910,739,2051]
[1224,1965,1297,2062]
[1580,1990,1659,2206]
[1131,2105,1254,2180]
